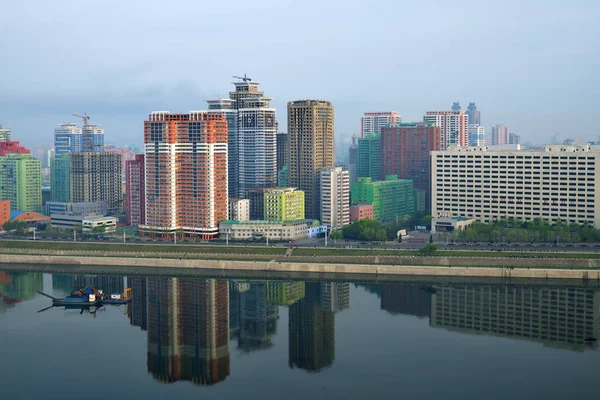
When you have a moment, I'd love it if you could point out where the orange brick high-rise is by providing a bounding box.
[142,111,228,240]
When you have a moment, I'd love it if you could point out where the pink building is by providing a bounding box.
[350,203,374,222]
[125,154,145,226]
[105,144,136,173]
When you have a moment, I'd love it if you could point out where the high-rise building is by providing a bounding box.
[32,146,52,169]
[319,167,349,231]
[70,152,122,216]
[264,187,305,221]
[423,110,468,150]
[380,122,441,212]
[351,176,415,223]
[143,111,228,239]
[50,153,70,202]
[451,102,461,111]
[468,124,485,146]
[147,277,230,385]
[0,153,42,213]
[509,132,521,145]
[229,79,277,198]
[288,100,335,220]
[206,99,238,199]
[357,133,381,181]
[348,136,359,184]
[360,112,401,138]
[248,187,269,220]
[54,122,104,157]
[228,198,250,222]
[491,124,509,145]
[125,154,145,226]
[466,102,481,125]
[277,132,289,187]
[105,144,136,174]
[431,144,600,227]
[0,124,11,142]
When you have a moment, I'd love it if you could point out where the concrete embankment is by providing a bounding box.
[1,253,600,281]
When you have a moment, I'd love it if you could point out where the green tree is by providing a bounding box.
[417,244,437,256]
[330,231,342,240]
[375,228,387,242]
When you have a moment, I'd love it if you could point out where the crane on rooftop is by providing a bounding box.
[233,74,252,82]
[72,112,90,128]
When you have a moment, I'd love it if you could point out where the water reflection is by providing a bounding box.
[0,271,43,313]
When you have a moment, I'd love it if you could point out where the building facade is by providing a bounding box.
[54,122,104,156]
[70,152,122,216]
[206,99,238,199]
[423,111,468,150]
[351,176,415,223]
[248,187,269,221]
[509,133,521,145]
[50,153,70,202]
[380,122,441,212]
[276,132,289,187]
[466,102,481,125]
[46,201,107,216]
[357,133,381,181]
[349,203,374,222]
[468,124,485,146]
[288,100,335,220]
[0,200,10,226]
[431,145,600,227]
[0,141,30,156]
[348,136,358,184]
[264,188,305,222]
[360,112,401,138]
[125,154,145,226]
[0,124,10,142]
[143,111,228,239]
[219,220,309,241]
[491,124,509,146]
[319,167,349,231]
[0,153,42,213]
[228,198,250,222]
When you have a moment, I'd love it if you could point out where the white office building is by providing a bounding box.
[228,198,250,222]
[360,112,401,138]
[320,167,350,231]
[468,124,485,146]
[431,145,600,228]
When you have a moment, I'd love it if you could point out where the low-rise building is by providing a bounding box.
[219,220,309,241]
[349,203,374,222]
[0,200,9,227]
[46,201,107,217]
[50,212,116,232]
[228,198,250,222]
[431,216,477,233]
[9,210,50,227]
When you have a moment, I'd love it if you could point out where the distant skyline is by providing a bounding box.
[1,0,598,149]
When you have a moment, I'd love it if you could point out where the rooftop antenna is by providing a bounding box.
[233,74,252,82]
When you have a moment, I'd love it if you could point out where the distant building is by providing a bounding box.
[70,152,122,216]
[380,122,441,212]
[357,133,381,180]
[54,122,104,156]
[264,188,305,222]
[360,112,401,138]
[228,198,250,222]
[509,132,521,145]
[0,153,42,213]
[319,167,349,231]
[468,124,485,146]
[0,124,10,142]
[50,153,70,202]
[105,144,136,174]
[351,176,415,223]
[248,187,270,220]
[206,98,239,198]
[276,132,289,187]
[423,110,468,150]
[349,203,374,222]
[348,136,359,184]
[0,200,10,227]
[288,100,335,220]
[466,102,481,125]
[0,141,30,156]
[46,201,107,217]
[219,220,309,241]
[125,154,145,226]
[451,102,461,111]
[491,124,509,145]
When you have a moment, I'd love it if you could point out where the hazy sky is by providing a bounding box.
[1,0,598,151]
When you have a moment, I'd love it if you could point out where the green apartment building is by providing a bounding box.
[357,133,381,180]
[0,153,42,213]
[50,153,71,202]
[351,175,415,222]
[264,188,305,221]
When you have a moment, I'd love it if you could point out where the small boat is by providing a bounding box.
[38,286,102,308]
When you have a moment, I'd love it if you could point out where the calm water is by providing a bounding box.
[0,269,599,400]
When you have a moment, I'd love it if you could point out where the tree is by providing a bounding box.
[375,228,387,242]
[417,244,437,256]
[330,231,342,240]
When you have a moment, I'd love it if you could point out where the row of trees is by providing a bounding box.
[340,212,433,242]
[452,218,600,243]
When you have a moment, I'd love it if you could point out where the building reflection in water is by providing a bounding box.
[380,284,431,318]
[238,283,278,352]
[0,271,43,313]
[146,277,230,386]
[128,277,147,331]
[52,274,124,297]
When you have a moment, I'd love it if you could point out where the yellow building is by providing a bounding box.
[264,188,305,221]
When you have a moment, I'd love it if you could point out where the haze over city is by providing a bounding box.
[1,0,599,148]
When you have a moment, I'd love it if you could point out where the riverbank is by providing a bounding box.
[1,253,600,281]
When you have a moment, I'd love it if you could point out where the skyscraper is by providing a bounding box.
[70,152,122,215]
[125,154,145,226]
[143,111,228,239]
[319,167,350,231]
[360,112,401,138]
[54,122,104,156]
[206,99,238,199]
[348,136,358,184]
[229,79,277,198]
[491,124,509,145]
[380,122,441,212]
[509,132,521,144]
[277,132,289,187]
[423,111,468,150]
[357,133,381,181]
[466,102,481,125]
[288,100,335,220]
[0,153,42,212]
[50,153,70,202]
[0,124,11,142]
[468,124,485,146]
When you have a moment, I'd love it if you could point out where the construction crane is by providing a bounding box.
[72,112,90,127]
[233,74,252,82]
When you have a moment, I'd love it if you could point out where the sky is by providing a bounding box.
[0,0,598,152]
